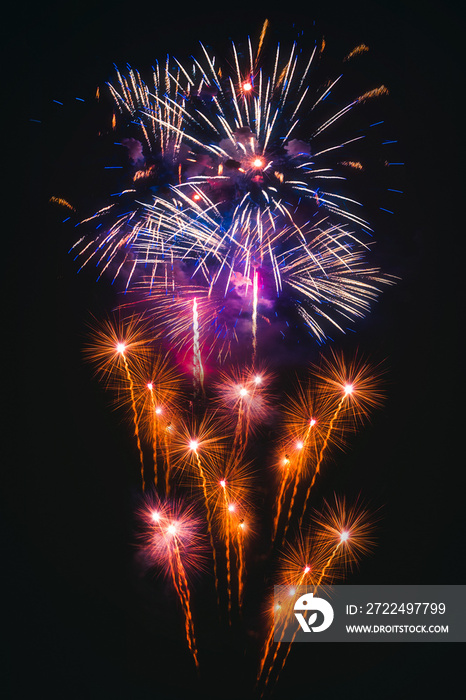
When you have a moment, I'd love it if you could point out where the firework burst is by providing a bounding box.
[140,497,207,670]
[260,498,375,694]
[83,314,153,487]
[71,23,396,357]
[67,20,397,699]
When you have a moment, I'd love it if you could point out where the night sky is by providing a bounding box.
[5,1,464,698]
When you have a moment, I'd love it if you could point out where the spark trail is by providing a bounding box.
[272,455,292,541]
[235,520,246,609]
[280,419,317,545]
[147,506,202,671]
[171,538,200,671]
[120,348,145,490]
[221,480,234,623]
[147,383,159,487]
[271,541,344,690]
[252,269,259,363]
[191,443,221,607]
[258,567,311,693]
[297,393,347,530]
[192,298,204,396]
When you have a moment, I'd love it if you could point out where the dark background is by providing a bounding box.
[5,0,464,698]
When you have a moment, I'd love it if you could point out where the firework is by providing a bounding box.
[214,365,274,467]
[257,533,332,685]
[296,351,385,528]
[124,352,182,489]
[83,313,151,383]
[313,495,377,571]
[252,268,259,362]
[83,314,152,488]
[170,413,226,603]
[262,498,375,694]
[72,25,395,355]
[141,498,206,670]
[272,376,340,543]
[192,297,205,395]
[313,348,386,425]
[104,25,389,225]
[121,205,394,358]
[68,21,397,698]
[234,514,248,609]
[192,436,255,620]
[278,420,316,545]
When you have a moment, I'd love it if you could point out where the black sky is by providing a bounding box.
[5,1,464,698]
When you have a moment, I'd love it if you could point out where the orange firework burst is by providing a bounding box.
[257,532,335,686]
[214,365,274,432]
[214,365,274,469]
[131,352,183,415]
[280,377,346,452]
[291,352,385,531]
[140,498,206,670]
[276,530,344,588]
[169,413,226,603]
[83,313,152,488]
[312,494,377,573]
[312,349,386,427]
[262,501,376,694]
[83,313,152,385]
[205,458,255,523]
[170,412,225,481]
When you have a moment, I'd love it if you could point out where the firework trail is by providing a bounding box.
[147,383,160,487]
[258,567,313,693]
[163,422,173,495]
[257,597,283,684]
[143,501,205,671]
[120,349,146,489]
[171,538,200,671]
[271,452,294,541]
[256,533,331,688]
[203,455,254,621]
[218,486,251,621]
[231,396,246,467]
[252,269,259,362]
[215,367,272,473]
[83,315,152,488]
[297,352,385,528]
[295,394,346,532]
[263,498,376,694]
[268,545,343,691]
[138,365,181,496]
[191,444,217,575]
[131,356,182,490]
[280,419,317,545]
[271,383,329,543]
[234,518,247,609]
[170,417,225,607]
[192,297,205,396]
[220,480,234,622]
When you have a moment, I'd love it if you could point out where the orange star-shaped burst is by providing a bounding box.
[312,349,386,426]
[83,313,152,386]
[312,495,377,572]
